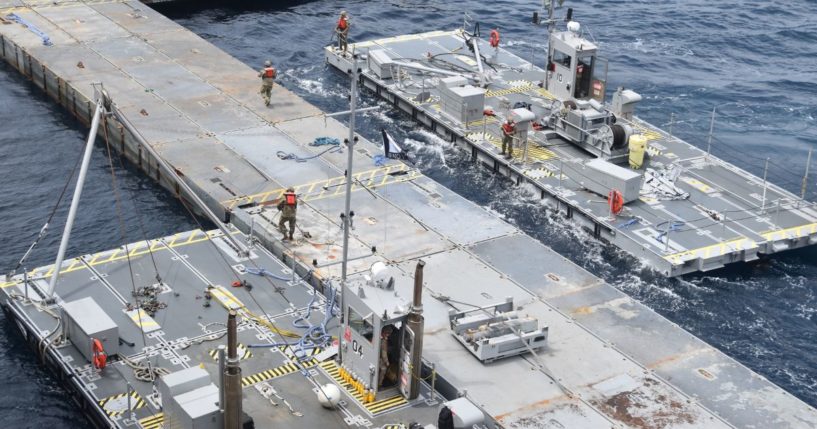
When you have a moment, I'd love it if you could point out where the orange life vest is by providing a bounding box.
[337,17,348,31]
[92,338,107,370]
[502,122,515,134]
[263,67,276,79]
[284,192,297,206]
[489,29,500,48]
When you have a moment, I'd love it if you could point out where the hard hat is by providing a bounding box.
[264,60,271,66]
[286,187,295,193]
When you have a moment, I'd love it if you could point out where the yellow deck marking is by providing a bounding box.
[664,237,758,265]
[223,165,420,208]
[485,84,535,98]
[629,122,663,142]
[241,359,320,387]
[210,343,252,361]
[98,391,145,417]
[139,413,163,429]
[210,286,244,311]
[319,360,408,414]
[680,177,714,194]
[536,87,556,100]
[646,145,662,157]
[466,132,557,162]
[125,308,161,333]
[5,230,221,284]
[761,222,817,242]
[465,115,498,128]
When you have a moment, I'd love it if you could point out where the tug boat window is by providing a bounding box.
[575,55,594,99]
[348,306,374,342]
[552,49,572,68]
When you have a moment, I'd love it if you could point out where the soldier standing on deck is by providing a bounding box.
[336,11,350,56]
[501,118,516,159]
[277,187,297,241]
[258,60,277,107]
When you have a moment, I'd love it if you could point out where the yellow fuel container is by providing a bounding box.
[629,134,647,169]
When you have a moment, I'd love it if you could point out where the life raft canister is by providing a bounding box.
[92,338,107,370]
[285,192,297,206]
[489,29,500,48]
[608,189,624,215]
[264,67,276,78]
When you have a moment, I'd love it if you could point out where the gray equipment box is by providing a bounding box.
[167,385,221,429]
[160,367,221,429]
[575,158,643,203]
[367,49,394,80]
[61,297,119,363]
[438,76,468,89]
[159,366,212,404]
[440,85,485,124]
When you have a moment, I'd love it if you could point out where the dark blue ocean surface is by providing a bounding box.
[1,0,815,426]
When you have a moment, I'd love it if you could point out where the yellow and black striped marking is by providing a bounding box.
[241,359,319,388]
[465,132,558,162]
[282,345,323,360]
[209,343,252,361]
[383,425,405,429]
[629,122,663,142]
[138,413,163,429]
[646,145,662,157]
[319,360,408,415]
[98,390,145,417]
[485,84,535,98]
[465,115,498,129]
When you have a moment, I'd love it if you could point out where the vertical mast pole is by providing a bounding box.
[339,55,359,364]
[706,106,715,161]
[801,147,812,201]
[761,158,769,214]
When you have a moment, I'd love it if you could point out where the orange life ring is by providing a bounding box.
[92,338,107,370]
[608,189,624,215]
[489,29,500,48]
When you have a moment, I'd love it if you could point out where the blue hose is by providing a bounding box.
[245,266,291,281]
[7,14,52,46]
[247,282,338,364]
[276,137,342,162]
[655,220,684,243]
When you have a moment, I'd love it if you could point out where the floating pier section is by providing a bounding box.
[1,2,816,428]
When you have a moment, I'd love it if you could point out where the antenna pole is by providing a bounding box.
[45,100,103,300]
[761,158,769,214]
[339,55,360,364]
[706,106,715,161]
[801,147,812,201]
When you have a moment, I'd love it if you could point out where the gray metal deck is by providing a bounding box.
[1,1,816,428]
[324,30,817,277]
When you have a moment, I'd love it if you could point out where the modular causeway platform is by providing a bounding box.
[325,28,817,277]
[1,1,816,429]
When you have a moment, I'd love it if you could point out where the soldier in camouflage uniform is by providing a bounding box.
[258,60,276,107]
[277,187,297,241]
